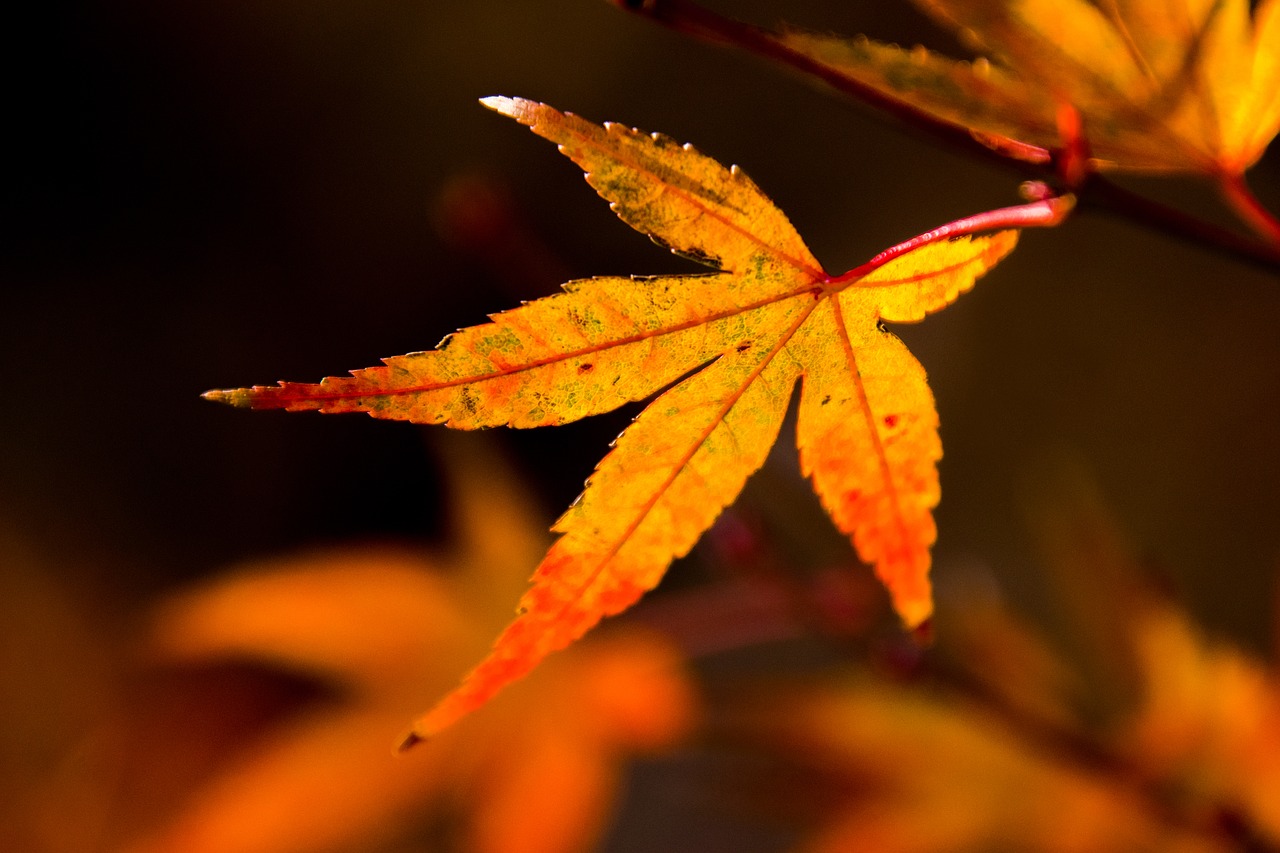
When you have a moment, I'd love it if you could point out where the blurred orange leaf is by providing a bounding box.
[1123,604,1280,842]
[719,456,1280,852]
[207,96,1027,739]
[775,0,1279,175]
[732,672,1193,853]
[123,440,697,853]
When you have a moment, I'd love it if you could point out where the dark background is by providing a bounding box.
[4,0,1279,845]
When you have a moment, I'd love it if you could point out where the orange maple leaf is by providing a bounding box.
[772,0,1280,176]
[206,97,1049,743]
[120,438,696,853]
[130,551,695,853]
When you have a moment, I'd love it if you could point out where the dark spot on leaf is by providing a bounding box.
[736,342,752,352]
[883,414,899,428]
[673,246,722,269]
[578,363,594,373]
[459,387,479,416]
[821,395,831,406]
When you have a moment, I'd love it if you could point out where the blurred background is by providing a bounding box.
[5,1,1280,851]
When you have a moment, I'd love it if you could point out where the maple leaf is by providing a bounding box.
[120,438,697,853]
[770,0,1280,175]
[206,96,1031,741]
[130,553,694,853]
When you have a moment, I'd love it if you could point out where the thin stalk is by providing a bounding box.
[1220,171,1280,246]
[829,191,1075,285]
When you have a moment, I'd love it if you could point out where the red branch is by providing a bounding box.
[1220,172,1280,246]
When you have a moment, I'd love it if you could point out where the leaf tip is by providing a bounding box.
[395,729,427,753]
[480,95,536,124]
[201,387,253,408]
[893,592,934,634]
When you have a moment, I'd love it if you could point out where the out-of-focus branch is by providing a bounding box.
[1221,172,1280,246]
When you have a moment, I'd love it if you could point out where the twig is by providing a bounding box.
[829,189,1074,285]
[1088,174,1280,267]
[1220,172,1280,246]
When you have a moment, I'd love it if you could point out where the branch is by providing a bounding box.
[1220,172,1280,246]
[1088,175,1280,268]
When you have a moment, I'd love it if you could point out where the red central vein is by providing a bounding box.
[543,298,820,625]
[829,298,912,553]
[256,246,987,407]
[253,240,1014,406]
[259,282,821,404]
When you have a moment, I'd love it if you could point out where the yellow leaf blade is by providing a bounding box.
[916,0,1176,146]
[1228,0,1280,170]
[862,232,1021,323]
[794,308,939,628]
[790,234,1018,626]
[930,0,1148,96]
[776,29,1057,149]
[207,272,822,427]
[482,96,822,277]
[914,0,1280,171]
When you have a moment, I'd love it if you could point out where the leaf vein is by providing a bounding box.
[261,288,817,404]
[830,301,913,553]
[545,301,818,622]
